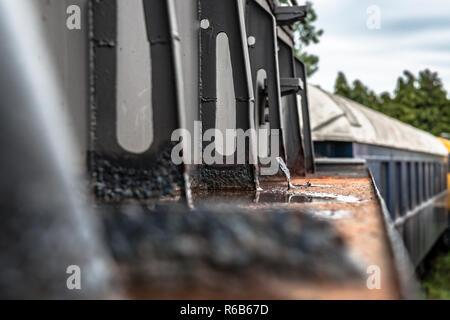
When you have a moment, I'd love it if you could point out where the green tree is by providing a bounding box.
[334,74,380,110]
[350,80,371,107]
[334,72,352,98]
[333,69,450,137]
[414,70,450,135]
[388,71,420,126]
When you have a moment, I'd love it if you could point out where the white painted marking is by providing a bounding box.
[215,32,236,156]
[117,0,153,154]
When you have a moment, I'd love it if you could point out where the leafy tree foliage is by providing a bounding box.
[333,70,450,137]
[280,0,323,76]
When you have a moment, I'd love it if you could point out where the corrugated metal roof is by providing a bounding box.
[307,85,448,157]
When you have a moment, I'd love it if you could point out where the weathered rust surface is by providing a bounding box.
[284,176,402,299]
[102,175,401,299]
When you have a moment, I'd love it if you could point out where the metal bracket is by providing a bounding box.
[277,35,305,176]
[280,77,303,96]
[275,6,307,26]
[294,57,315,174]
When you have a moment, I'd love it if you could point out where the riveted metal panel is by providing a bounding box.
[277,35,305,176]
[245,0,289,181]
[245,0,282,138]
[90,0,185,202]
[197,0,257,190]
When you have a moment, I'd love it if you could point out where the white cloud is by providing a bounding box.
[306,0,450,94]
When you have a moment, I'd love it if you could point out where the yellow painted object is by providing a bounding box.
[438,137,450,209]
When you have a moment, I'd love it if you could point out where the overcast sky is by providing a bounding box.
[307,0,450,95]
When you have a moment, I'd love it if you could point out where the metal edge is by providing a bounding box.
[276,29,305,176]
[368,169,421,299]
[294,57,316,173]
[277,25,294,48]
[394,190,449,228]
[247,0,285,182]
[315,158,367,165]
[253,0,273,14]
[167,0,192,205]
[238,0,260,187]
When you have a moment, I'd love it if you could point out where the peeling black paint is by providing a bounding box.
[89,143,184,203]
[191,165,256,191]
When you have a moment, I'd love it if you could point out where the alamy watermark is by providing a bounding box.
[366,5,381,30]
[66,5,81,30]
[66,265,81,290]
[171,121,281,176]
[366,265,381,290]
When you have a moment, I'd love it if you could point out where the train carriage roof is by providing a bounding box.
[307,84,448,157]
